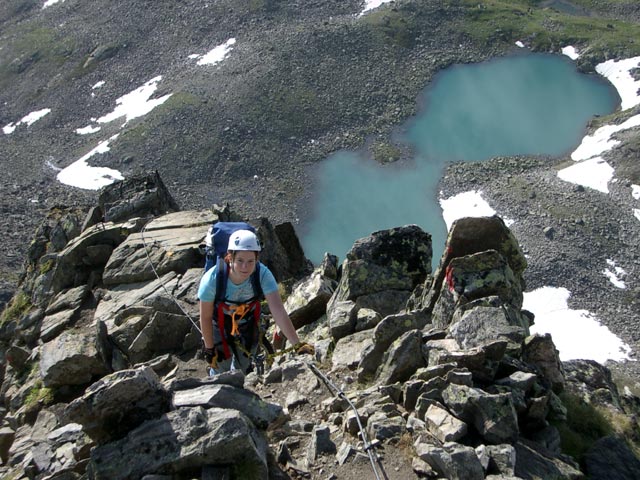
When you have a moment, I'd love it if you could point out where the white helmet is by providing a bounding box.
[228,229,261,252]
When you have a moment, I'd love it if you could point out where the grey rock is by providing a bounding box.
[415,440,485,480]
[331,329,374,371]
[327,300,357,341]
[514,438,583,479]
[583,435,640,480]
[285,269,337,329]
[329,225,432,307]
[306,424,336,464]
[98,171,180,223]
[448,296,530,350]
[102,210,215,285]
[172,383,284,429]
[0,426,15,464]
[486,444,517,476]
[417,215,526,314]
[40,328,110,388]
[354,307,382,332]
[64,366,170,444]
[424,403,468,443]
[522,334,565,393]
[443,383,519,444]
[366,411,405,442]
[87,407,268,480]
[376,329,425,385]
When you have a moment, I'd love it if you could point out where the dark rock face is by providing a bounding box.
[583,435,640,480]
[97,171,180,224]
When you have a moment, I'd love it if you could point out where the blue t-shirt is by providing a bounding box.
[197,261,278,303]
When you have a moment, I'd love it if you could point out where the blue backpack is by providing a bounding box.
[203,222,264,303]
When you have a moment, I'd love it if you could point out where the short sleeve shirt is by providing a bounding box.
[197,262,278,303]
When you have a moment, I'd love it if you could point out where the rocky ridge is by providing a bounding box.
[1,173,639,479]
[1,1,640,388]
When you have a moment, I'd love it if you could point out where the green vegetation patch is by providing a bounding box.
[1,290,32,326]
[554,392,613,461]
[370,140,402,164]
[359,7,420,49]
[0,25,76,89]
[24,379,55,410]
[460,0,640,58]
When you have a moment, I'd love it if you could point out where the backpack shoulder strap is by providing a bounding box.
[215,258,228,305]
[251,263,264,300]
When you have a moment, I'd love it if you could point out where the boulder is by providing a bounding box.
[514,438,583,479]
[414,440,485,480]
[424,403,468,443]
[284,269,337,329]
[172,384,284,429]
[37,220,135,302]
[253,218,312,282]
[327,300,357,341]
[90,407,268,480]
[448,296,530,350]
[442,383,519,444]
[522,334,565,393]
[103,210,215,285]
[376,329,425,385]
[0,426,15,464]
[417,215,526,313]
[432,250,523,330]
[329,225,432,306]
[64,367,171,444]
[563,359,622,409]
[97,171,180,223]
[332,329,375,371]
[583,435,640,480]
[40,326,111,388]
[32,422,92,477]
[126,311,200,365]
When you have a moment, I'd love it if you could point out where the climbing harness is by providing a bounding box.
[306,362,389,480]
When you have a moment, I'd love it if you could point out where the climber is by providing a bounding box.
[197,229,314,375]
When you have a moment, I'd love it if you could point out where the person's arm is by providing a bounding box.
[199,301,215,349]
[264,290,300,346]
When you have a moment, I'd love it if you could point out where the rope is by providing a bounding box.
[305,362,389,480]
[139,221,202,335]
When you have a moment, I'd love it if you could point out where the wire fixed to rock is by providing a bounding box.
[139,220,203,335]
[306,361,390,480]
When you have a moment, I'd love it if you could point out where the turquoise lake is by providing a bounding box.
[299,53,619,266]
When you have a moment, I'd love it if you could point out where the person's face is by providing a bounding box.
[230,250,257,281]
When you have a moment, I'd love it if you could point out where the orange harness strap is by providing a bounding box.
[216,300,262,359]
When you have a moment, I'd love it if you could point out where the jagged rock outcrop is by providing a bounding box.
[0,177,638,480]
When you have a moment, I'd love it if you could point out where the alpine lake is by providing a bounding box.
[299,52,620,266]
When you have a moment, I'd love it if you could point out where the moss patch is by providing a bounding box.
[24,379,55,410]
[1,290,31,326]
[554,392,613,461]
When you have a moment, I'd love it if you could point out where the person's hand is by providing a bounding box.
[295,342,315,356]
[203,347,216,365]
[202,346,227,365]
